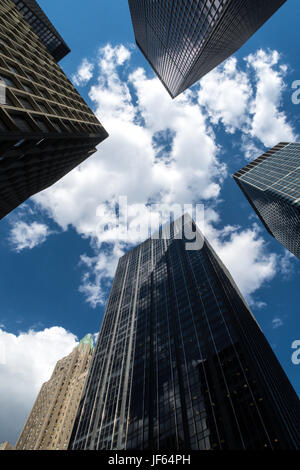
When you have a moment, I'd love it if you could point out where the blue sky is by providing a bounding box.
[0,0,299,444]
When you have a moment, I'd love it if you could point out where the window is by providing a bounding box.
[39,89,48,99]
[8,65,18,74]
[12,114,32,132]
[35,117,50,133]
[3,93,13,107]
[63,122,72,133]
[51,121,62,133]
[23,83,33,93]
[18,96,33,110]
[38,102,48,113]
[14,138,25,148]
[0,119,7,131]
[0,75,14,87]
[0,116,8,131]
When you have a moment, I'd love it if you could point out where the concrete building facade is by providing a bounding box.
[0,0,108,219]
[16,334,94,450]
[0,441,15,450]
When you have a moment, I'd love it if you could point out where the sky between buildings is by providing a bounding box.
[0,0,299,445]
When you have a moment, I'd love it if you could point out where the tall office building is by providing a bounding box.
[233,142,300,259]
[0,0,108,219]
[16,334,94,450]
[128,0,287,98]
[11,0,70,62]
[0,442,15,450]
[69,215,300,450]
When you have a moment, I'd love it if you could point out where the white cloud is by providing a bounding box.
[34,44,226,230]
[272,317,284,329]
[31,44,228,303]
[93,332,99,344]
[115,44,131,65]
[197,49,297,149]
[246,49,297,147]
[197,57,252,133]
[240,137,264,162]
[28,44,295,307]
[207,223,277,304]
[72,58,94,87]
[0,327,78,444]
[9,221,50,252]
[279,249,296,279]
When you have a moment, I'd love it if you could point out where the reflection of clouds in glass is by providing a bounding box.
[272,317,283,329]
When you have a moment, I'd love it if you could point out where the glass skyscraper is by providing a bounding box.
[69,215,300,450]
[128,0,287,98]
[233,142,300,259]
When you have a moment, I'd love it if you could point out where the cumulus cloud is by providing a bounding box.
[9,221,50,252]
[197,49,297,148]
[197,57,252,133]
[34,44,226,229]
[240,137,264,162]
[0,327,78,444]
[208,224,277,303]
[79,242,124,307]
[25,43,294,307]
[72,58,94,87]
[279,249,296,279]
[246,49,297,147]
[272,317,284,329]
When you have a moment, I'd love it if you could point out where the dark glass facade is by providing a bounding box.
[12,0,70,62]
[128,0,287,98]
[69,215,300,450]
[234,142,300,259]
[0,0,108,220]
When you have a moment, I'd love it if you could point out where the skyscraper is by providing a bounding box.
[0,442,15,450]
[233,142,300,259]
[11,0,70,62]
[69,215,300,450]
[128,0,287,98]
[0,0,108,220]
[16,334,94,450]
